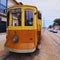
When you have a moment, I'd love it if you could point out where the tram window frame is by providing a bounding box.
[38,12,41,19]
[7,11,10,27]
[12,13,21,26]
[10,8,21,13]
[10,8,22,26]
[25,10,33,26]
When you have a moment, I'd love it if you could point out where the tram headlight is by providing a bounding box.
[12,35,19,43]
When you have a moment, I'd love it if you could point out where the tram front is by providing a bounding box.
[5,5,38,53]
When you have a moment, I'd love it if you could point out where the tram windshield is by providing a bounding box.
[25,10,33,26]
[7,8,34,26]
[11,8,21,26]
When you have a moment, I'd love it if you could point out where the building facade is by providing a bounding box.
[0,0,7,14]
[8,0,19,7]
[0,0,19,32]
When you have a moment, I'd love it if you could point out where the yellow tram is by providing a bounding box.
[5,4,42,53]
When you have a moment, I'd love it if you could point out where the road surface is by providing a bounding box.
[0,30,60,60]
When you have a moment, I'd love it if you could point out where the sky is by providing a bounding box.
[16,0,60,27]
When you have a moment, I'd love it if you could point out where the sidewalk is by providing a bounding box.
[0,33,6,51]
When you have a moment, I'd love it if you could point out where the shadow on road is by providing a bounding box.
[2,49,40,60]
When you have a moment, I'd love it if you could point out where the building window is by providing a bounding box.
[0,0,7,13]
[1,0,6,6]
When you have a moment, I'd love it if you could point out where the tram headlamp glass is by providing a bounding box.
[12,35,18,43]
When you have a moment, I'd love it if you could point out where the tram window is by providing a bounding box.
[12,13,21,26]
[38,12,41,19]
[25,10,33,26]
[10,8,21,26]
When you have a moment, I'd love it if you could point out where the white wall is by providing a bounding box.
[1,17,7,22]
[0,16,6,22]
[8,0,17,7]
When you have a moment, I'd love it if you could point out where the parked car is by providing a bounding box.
[48,28,57,33]
[52,29,57,33]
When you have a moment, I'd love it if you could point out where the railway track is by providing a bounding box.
[46,30,60,50]
[55,33,60,38]
[1,47,40,60]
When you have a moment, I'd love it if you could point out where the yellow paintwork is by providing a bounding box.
[8,5,37,30]
[9,12,12,26]
[7,26,37,30]
[37,19,42,31]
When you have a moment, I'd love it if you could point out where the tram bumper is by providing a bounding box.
[5,30,37,53]
[5,43,36,53]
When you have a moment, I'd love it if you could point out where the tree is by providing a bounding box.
[53,18,60,25]
[53,18,60,30]
[53,23,56,27]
